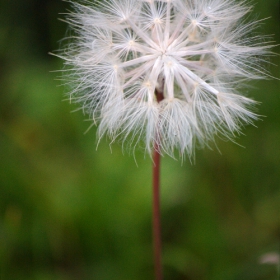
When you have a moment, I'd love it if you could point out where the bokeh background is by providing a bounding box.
[0,0,279,279]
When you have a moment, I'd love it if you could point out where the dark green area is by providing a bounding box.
[0,0,279,279]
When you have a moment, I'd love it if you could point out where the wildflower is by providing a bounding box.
[57,0,271,158]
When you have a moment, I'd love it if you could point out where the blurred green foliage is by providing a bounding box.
[0,0,279,279]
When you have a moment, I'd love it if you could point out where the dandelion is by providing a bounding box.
[53,0,273,279]
[56,0,271,159]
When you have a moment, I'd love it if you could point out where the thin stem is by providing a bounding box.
[152,88,164,280]
[153,142,162,280]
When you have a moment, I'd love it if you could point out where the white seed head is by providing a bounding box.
[56,0,273,159]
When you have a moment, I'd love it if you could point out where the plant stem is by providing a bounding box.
[153,144,162,280]
[152,88,164,280]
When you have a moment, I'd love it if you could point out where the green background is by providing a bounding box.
[0,1,279,279]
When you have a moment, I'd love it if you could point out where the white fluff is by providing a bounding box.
[57,0,272,158]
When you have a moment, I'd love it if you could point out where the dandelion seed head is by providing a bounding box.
[56,0,273,159]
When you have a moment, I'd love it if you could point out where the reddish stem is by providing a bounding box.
[153,144,162,280]
[152,88,164,280]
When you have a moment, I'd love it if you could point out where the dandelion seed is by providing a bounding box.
[55,0,273,159]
